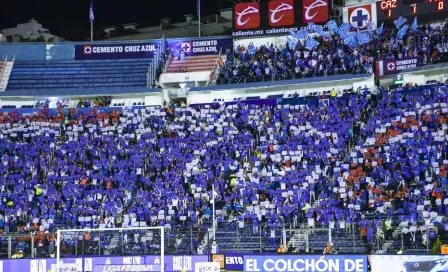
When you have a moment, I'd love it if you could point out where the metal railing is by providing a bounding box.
[209,48,223,86]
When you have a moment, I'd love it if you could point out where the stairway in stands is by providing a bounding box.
[166,55,218,73]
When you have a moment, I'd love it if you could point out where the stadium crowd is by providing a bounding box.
[216,23,448,84]
[0,82,446,255]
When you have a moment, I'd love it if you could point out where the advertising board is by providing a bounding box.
[244,255,368,272]
[232,0,331,38]
[370,255,448,272]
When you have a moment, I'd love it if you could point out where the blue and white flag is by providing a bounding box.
[357,28,371,45]
[366,21,373,31]
[315,27,330,39]
[326,20,338,32]
[397,24,409,40]
[287,37,298,50]
[305,36,320,50]
[344,32,358,48]
[394,16,407,29]
[295,30,309,40]
[376,23,384,36]
[308,22,318,31]
[89,0,95,22]
[411,17,418,32]
[337,23,351,38]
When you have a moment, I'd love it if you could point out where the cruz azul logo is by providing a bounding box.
[303,0,329,23]
[234,2,260,29]
[269,0,295,26]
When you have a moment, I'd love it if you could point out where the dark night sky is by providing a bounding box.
[0,0,228,41]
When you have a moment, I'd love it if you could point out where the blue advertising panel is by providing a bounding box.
[375,57,420,76]
[0,255,208,272]
[244,255,368,272]
[75,42,159,60]
[167,37,232,56]
[225,253,245,271]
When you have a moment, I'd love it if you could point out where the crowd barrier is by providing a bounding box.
[0,254,446,272]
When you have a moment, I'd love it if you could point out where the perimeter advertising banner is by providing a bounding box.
[74,42,159,60]
[370,255,448,272]
[232,0,332,38]
[244,255,368,272]
[167,38,232,56]
[375,57,420,76]
[225,253,245,271]
[1,255,208,272]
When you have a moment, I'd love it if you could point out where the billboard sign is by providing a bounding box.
[0,255,208,272]
[232,0,331,38]
[244,255,368,272]
[370,255,448,272]
[375,57,419,76]
[167,37,232,56]
[74,42,159,60]
[343,3,378,30]
[195,262,221,272]
[225,253,245,271]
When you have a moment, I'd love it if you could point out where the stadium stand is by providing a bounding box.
[0,82,447,258]
[6,59,152,92]
[216,23,448,85]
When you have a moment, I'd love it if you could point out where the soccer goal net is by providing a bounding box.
[56,226,164,272]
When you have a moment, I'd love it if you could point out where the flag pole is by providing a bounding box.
[198,0,201,37]
[90,0,94,42]
[91,21,93,42]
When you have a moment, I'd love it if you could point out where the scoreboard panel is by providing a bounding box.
[376,0,448,21]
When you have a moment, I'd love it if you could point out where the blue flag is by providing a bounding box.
[337,23,351,38]
[344,32,358,48]
[308,22,318,31]
[305,36,320,50]
[376,23,384,36]
[397,24,409,40]
[315,27,330,39]
[295,30,309,40]
[394,16,407,29]
[326,20,338,32]
[287,37,298,50]
[366,21,373,31]
[357,28,371,45]
[89,1,95,22]
[411,17,418,32]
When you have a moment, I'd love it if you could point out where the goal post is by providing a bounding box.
[56,226,164,272]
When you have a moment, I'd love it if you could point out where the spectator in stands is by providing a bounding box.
[323,243,333,254]
[211,240,219,254]
[277,244,286,254]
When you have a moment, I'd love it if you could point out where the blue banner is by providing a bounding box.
[167,37,232,57]
[75,42,159,60]
[244,255,368,272]
[225,253,245,271]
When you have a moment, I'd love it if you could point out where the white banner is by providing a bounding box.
[370,255,448,272]
[50,264,77,272]
[195,262,220,272]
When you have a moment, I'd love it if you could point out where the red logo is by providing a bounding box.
[269,0,295,27]
[234,3,260,29]
[303,0,329,23]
